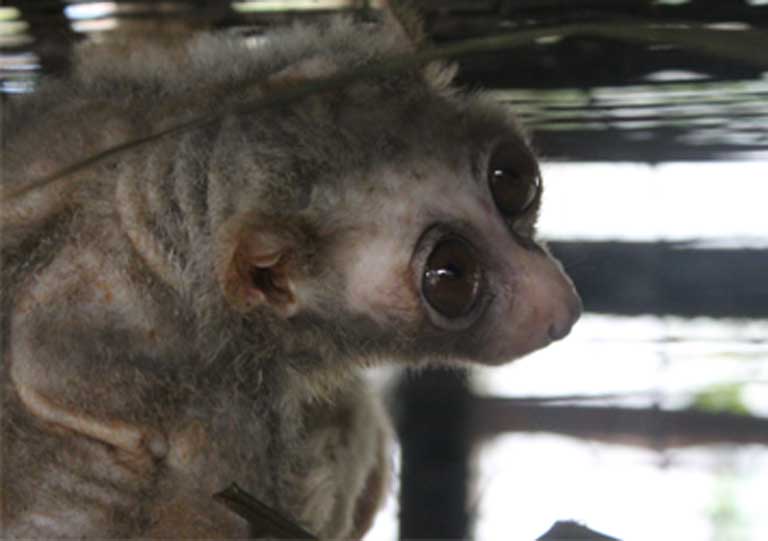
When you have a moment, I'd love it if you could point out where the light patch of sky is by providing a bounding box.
[231,0,380,12]
[473,435,768,541]
[538,162,768,247]
[363,368,401,541]
[64,2,118,20]
[363,446,400,541]
[473,315,768,415]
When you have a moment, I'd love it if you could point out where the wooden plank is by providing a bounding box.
[470,399,768,448]
[395,369,471,540]
[550,242,768,317]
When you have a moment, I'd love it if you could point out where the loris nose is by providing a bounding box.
[548,293,582,341]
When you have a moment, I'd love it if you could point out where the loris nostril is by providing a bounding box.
[549,293,583,341]
[548,320,574,341]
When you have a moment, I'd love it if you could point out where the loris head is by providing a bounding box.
[208,17,581,369]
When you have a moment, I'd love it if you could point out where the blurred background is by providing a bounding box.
[2,1,767,540]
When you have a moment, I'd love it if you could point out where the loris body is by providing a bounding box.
[1,13,580,540]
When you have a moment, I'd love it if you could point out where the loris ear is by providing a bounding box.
[379,0,456,89]
[380,0,427,50]
[216,216,300,318]
[267,56,339,86]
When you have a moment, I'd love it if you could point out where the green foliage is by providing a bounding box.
[690,383,750,415]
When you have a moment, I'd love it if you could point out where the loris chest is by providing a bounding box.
[158,383,390,540]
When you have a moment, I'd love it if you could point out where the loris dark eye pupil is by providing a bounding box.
[488,144,540,217]
[422,238,482,319]
[490,168,538,217]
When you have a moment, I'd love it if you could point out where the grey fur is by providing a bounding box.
[1,14,579,540]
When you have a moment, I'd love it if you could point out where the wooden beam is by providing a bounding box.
[395,369,471,540]
[470,399,768,448]
[550,242,768,317]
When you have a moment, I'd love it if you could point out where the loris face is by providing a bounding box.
[330,135,580,366]
[218,77,579,369]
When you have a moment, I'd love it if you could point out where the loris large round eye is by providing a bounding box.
[488,142,541,217]
[422,237,482,319]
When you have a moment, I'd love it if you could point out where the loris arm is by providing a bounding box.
[142,384,392,541]
[1,396,166,538]
[141,491,251,539]
[219,461,392,541]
